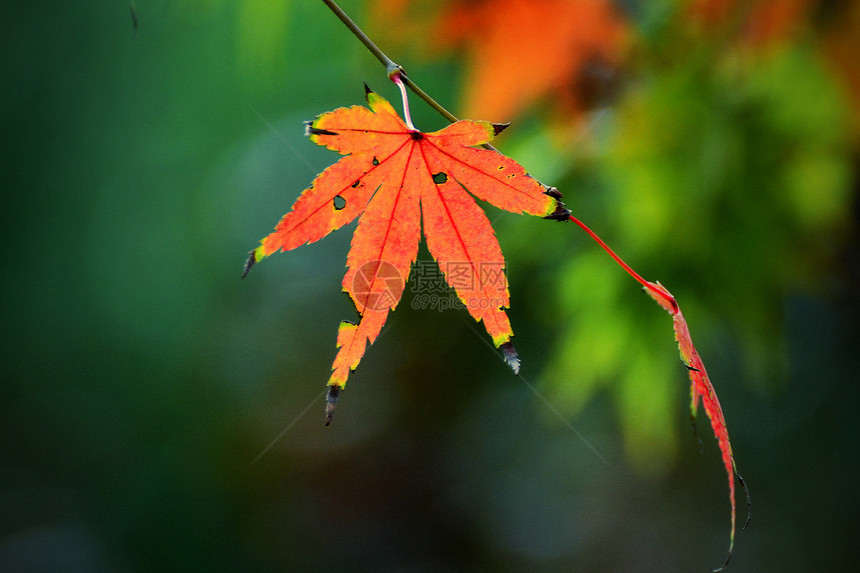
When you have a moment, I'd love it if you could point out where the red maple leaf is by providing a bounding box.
[645,281,750,571]
[571,218,750,570]
[244,85,564,423]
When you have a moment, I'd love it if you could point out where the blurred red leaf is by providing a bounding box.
[371,0,630,123]
[687,0,812,47]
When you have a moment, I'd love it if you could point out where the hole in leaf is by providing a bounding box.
[372,157,379,166]
[333,195,346,210]
[432,172,448,185]
[351,180,361,188]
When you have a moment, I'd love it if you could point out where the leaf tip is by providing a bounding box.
[736,468,752,530]
[542,202,571,221]
[500,341,520,375]
[492,122,511,136]
[712,555,732,573]
[305,121,338,137]
[542,185,563,199]
[325,384,341,426]
[241,250,257,278]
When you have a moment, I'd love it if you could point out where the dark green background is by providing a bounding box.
[2,1,857,571]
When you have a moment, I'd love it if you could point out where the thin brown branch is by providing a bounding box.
[319,0,460,125]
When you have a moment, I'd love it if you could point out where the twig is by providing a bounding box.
[320,0,460,124]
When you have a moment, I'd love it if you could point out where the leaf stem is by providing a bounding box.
[399,74,460,125]
[567,214,676,311]
[391,72,417,130]
[320,0,460,124]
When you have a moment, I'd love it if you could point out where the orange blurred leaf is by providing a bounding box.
[431,0,629,122]
[687,0,812,47]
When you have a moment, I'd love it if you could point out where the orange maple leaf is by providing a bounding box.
[245,85,563,423]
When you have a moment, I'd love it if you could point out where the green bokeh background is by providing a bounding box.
[2,1,857,571]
